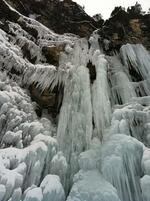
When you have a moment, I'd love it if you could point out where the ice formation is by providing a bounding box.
[1,0,150,201]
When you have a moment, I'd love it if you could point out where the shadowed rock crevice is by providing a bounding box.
[29,84,64,119]
[86,62,96,83]
[42,45,65,67]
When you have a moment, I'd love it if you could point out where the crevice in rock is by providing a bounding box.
[127,60,143,82]
[21,43,37,64]
[86,61,96,83]
[29,83,64,120]
[42,45,65,67]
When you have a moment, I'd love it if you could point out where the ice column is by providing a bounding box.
[92,52,112,140]
[101,134,143,201]
[57,65,92,191]
[108,56,136,105]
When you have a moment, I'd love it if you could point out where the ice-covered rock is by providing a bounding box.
[50,151,68,186]
[141,175,150,201]
[100,134,143,201]
[23,187,43,201]
[67,170,121,201]
[40,175,65,201]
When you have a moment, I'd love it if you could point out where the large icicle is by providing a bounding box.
[88,32,112,140]
[120,44,150,80]
[57,65,92,192]
[108,56,136,105]
[100,134,143,201]
[92,52,111,140]
[141,148,150,201]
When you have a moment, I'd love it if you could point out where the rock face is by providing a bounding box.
[3,0,150,50]
[4,0,98,37]
[0,0,70,118]
[42,44,65,67]
[100,8,150,53]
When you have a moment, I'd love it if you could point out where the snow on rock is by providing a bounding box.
[0,72,57,148]
[31,134,58,177]
[0,1,78,91]
[0,73,62,200]
[9,188,22,201]
[110,100,150,146]
[23,187,43,201]
[78,138,101,171]
[67,170,121,201]
[40,175,65,201]
[0,135,60,201]
[50,151,68,186]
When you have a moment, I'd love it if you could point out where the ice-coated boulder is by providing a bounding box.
[40,175,65,201]
[67,170,121,201]
[23,187,43,201]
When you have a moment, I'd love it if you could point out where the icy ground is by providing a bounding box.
[0,0,150,201]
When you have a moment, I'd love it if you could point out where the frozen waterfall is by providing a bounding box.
[1,1,150,200]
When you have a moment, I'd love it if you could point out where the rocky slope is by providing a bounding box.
[100,7,150,53]
[4,0,99,37]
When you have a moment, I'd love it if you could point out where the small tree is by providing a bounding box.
[93,13,103,22]
[111,6,125,17]
[127,2,145,16]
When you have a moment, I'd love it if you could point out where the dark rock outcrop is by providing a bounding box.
[3,0,150,53]
[4,0,99,37]
[0,0,67,118]
[42,44,65,67]
[99,8,150,53]
[29,83,64,119]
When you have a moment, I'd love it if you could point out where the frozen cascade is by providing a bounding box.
[100,134,143,201]
[120,44,150,97]
[120,44,150,80]
[1,1,150,200]
[57,65,93,192]
[108,56,136,105]
[90,32,111,140]
[92,53,111,140]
